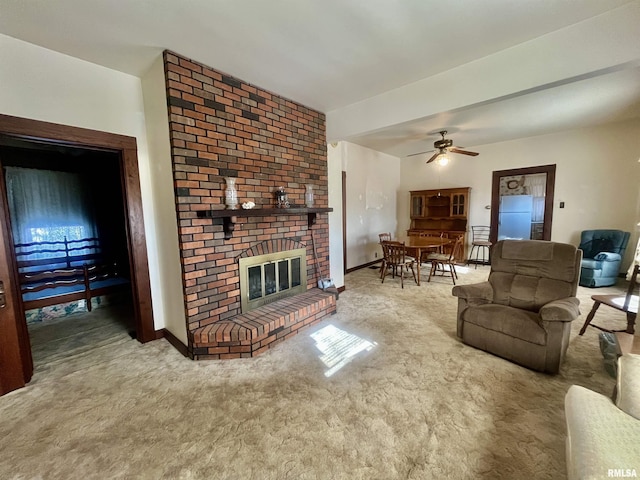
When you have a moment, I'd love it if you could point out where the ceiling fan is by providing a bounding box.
[407,130,479,164]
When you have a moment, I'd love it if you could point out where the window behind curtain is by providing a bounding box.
[5,166,98,261]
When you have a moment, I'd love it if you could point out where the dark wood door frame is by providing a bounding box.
[0,114,156,391]
[342,171,347,274]
[0,156,31,394]
[490,164,556,245]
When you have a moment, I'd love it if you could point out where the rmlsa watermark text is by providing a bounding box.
[608,469,638,478]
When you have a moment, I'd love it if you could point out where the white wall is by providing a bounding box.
[327,143,345,288]
[399,119,640,270]
[339,142,400,270]
[140,56,188,344]
[0,34,176,332]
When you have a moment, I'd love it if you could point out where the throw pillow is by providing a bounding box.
[594,252,621,262]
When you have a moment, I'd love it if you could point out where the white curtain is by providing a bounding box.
[524,174,546,223]
[5,166,97,257]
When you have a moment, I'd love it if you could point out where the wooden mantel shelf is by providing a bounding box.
[197,207,333,239]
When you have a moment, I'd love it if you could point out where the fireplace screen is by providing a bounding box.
[239,248,307,312]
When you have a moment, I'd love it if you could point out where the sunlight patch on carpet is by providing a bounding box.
[310,324,377,377]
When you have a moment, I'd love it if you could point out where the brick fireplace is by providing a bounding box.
[163,51,336,359]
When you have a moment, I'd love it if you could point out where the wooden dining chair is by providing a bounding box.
[579,264,639,335]
[378,233,392,274]
[381,241,417,288]
[426,235,464,285]
[416,231,446,263]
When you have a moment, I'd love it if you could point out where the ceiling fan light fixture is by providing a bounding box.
[409,130,478,163]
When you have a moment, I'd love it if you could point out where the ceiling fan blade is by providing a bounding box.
[406,150,433,157]
[425,152,441,164]
[449,147,479,156]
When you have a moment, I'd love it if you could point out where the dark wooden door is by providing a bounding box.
[0,156,32,395]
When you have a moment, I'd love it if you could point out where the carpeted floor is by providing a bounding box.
[0,264,624,479]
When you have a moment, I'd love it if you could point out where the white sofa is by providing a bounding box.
[565,354,640,479]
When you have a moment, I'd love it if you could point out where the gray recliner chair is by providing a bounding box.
[578,229,630,287]
[452,240,582,374]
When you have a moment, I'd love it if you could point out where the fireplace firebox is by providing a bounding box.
[239,248,307,312]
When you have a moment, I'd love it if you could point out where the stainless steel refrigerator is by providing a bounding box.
[498,195,533,240]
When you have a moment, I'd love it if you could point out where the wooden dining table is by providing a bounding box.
[399,236,453,286]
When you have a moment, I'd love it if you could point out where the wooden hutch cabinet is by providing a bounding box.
[408,187,470,263]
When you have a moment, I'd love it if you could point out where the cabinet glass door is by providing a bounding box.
[411,195,423,217]
[452,194,465,216]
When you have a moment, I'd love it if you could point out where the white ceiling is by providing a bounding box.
[1,0,639,157]
[347,65,640,157]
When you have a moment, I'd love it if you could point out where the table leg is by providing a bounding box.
[579,301,601,335]
[625,312,636,334]
[416,248,421,286]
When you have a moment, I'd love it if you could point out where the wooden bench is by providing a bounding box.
[15,237,129,311]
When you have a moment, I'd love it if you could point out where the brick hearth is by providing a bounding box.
[163,50,333,358]
[190,289,337,359]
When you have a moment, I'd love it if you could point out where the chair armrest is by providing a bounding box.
[452,281,493,301]
[539,297,580,322]
[565,384,640,480]
[616,354,640,420]
[594,252,622,262]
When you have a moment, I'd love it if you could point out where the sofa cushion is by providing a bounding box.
[502,240,553,261]
[493,240,580,283]
[582,237,615,259]
[565,384,640,480]
[462,303,546,345]
[616,354,640,420]
[490,272,575,311]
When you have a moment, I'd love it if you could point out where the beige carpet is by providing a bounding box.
[0,265,623,479]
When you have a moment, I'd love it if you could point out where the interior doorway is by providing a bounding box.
[0,114,155,396]
[490,165,556,244]
[1,140,135,367]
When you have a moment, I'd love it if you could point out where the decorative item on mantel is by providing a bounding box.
[275,186,290,208]
[305,184,314,207]
[224,177,238,210]
[242,201,255,210]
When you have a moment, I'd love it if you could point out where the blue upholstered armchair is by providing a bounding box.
[579,229,630,287]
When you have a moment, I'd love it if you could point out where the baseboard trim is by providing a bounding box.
[346,259,382,274]
[338,285,346,293]
[161,328,190,358]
